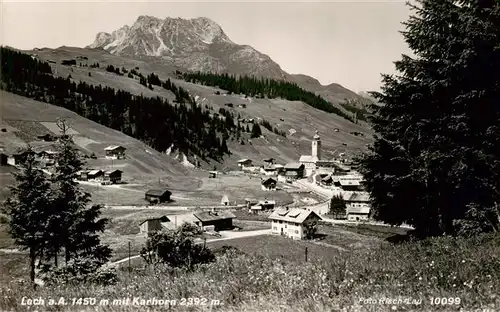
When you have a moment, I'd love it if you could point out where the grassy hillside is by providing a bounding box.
[0,91,192,184]
[27,47,373,167]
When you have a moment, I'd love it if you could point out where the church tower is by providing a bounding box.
[311,130,321,160]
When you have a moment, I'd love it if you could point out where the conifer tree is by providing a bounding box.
[360,0,500,237]
[3,147,53,284]
[251,123,262,138]
[49,118,111,268]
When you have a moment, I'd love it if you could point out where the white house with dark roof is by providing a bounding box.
[268,208,321,240]
[237,158,253,169]
[261,177,277,191]
[345,192,371,221]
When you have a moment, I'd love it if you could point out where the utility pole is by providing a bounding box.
[305,247,308,262]
[128,241,131,276]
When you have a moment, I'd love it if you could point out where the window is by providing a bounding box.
[285,224,287,228]
[295,230,298,234]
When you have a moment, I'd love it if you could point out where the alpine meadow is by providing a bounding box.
[0,1,499,312]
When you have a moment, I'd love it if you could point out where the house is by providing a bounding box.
[161,213,200,230]
[335,175,364,191]
[345,192,371,221]
[7,151,30,166]
[237,159,253,169]
[76,170,89,181]
[269,208,321,240]
[260,165,277,176]
[103,169,122,184]
[250,199,276,213]
[237,104,246,108]
[245,198,258,208]
[221,195,229,206]
[320,174,334,186]
[283,163,305,180]
[37,134,58,142]
[193,211,236,231]
[104,145,126,159]
[209,171,217,178]
[139,216,170,237]
[145,189,172,204]
[87,169,104,181]
[261,177,277,191]
[263,158,275,164]
[37,150,58,161]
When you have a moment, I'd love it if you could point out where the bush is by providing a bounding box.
[40,257,117,286]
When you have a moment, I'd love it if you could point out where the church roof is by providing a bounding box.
[299,155,318,163]
[313,130,320,140]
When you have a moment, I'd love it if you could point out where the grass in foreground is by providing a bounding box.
[1,233,499,311]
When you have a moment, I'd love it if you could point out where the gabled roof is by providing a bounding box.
[268,208,320,224]
[299,155,317,163]
[221,195,229,202]
[194,211,236,222]
[274,164,284,168]
[261,177,277,186]
[339,180,361,186]
[146,189,172,197]
[139,215,170,225]
[88,169,103,175]
[347,192,371,202]
[284,163,304,170]
[104,169,123,175]
[104,145,126,151]
[258,200,275,205]
[164,213,199,227]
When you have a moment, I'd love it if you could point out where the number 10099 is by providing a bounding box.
[430,297,461,305]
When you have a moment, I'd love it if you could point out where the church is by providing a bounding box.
[299,131,335,176]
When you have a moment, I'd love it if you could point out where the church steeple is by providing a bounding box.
[311,130,321,160]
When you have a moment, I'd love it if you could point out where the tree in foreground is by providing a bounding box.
[141,223,215,269]
[360,0,500,237]
[41,118,114,284]
[3,148,52,284]
[329,195,347,219]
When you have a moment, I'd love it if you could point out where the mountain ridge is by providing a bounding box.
[87,15,368,106]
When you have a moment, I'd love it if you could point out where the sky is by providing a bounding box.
[1,0,412,92]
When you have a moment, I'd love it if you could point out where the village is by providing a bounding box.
[1,128,373,250]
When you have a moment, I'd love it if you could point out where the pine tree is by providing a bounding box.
[49,118,111,268]
[359,0,500,237]
[3,147,53,284]
[251,123,262,138]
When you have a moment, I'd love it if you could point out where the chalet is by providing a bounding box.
[76,170,89,181]
[104,145,126,159]
[261,177,277,191]
[162,213,199,230]
[245,198,259,208]
[139,216,170,237]
[237,104,246,108]
[250,199,276,213]
[7,151,30,166]
[260,165,277,176]
[221,195,229,206]
[320,174,334,186]
[335,175,364,191]
[237,159,253,169]
[283,163,305,180]
[103,169,122,184]
[193,211,236,231]
[269,208,321,240]
[87,169,104,181]
[345,192,371,221]
[37,150,58,161]
[263,158,275,164]
[209,171,218,178]
[37,134,58,142]
[145,189,172,204]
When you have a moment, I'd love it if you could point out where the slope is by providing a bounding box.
[0,90,193,186]
[25,46,374,168]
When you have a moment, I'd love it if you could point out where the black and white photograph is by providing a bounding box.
[0,0,499,311]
